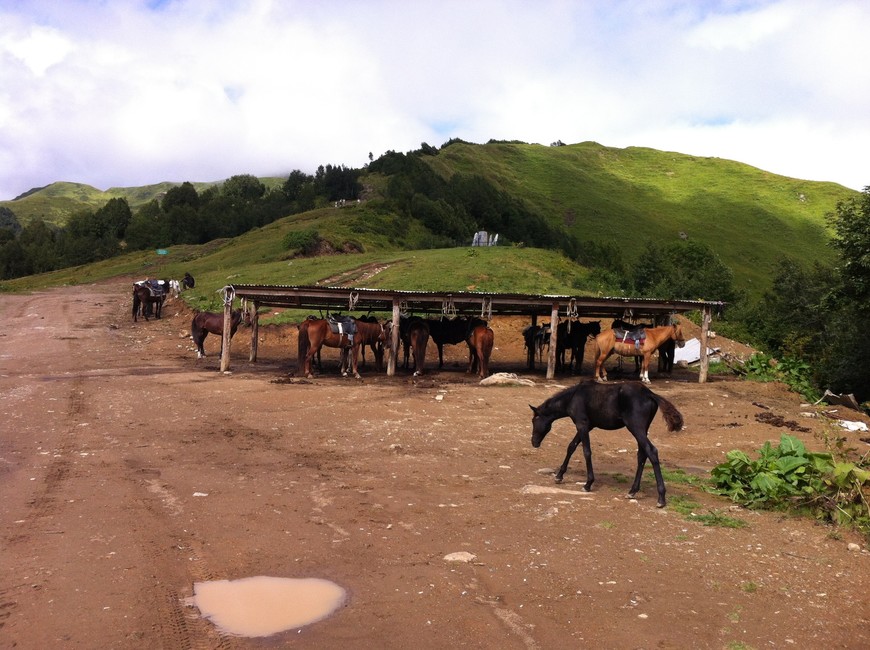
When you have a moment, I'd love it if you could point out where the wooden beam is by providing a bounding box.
[220,290,233,372]
[249,300,259,362]
[698,306,712,383]
[388,299,400,376]
[546,303,559,379]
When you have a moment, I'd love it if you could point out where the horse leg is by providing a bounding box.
[640,353,651,383]
[351,342,361,379]
[629,432,666,507]
[555,429,594,489]
[195,331,207,358]
[594,350,611,382]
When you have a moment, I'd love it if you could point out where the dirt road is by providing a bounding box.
[1,279,868,649]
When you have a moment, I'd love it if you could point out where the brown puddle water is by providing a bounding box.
[187,576,346,637]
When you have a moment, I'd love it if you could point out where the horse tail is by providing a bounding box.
[653,393,684,432]
[297,321,310,373]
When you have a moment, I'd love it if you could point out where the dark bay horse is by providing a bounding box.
[522,323,550,370]
[466,323,494,378]
[556,320,601,374]
[530,381,684,507]
[408,318,430,376]
[298,317,385,378]
[594,323,685,383]
[132,281,167,321]
[191,310,247,358]
[428,317,484,368]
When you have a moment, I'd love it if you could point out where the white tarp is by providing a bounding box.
[673,337,720,364]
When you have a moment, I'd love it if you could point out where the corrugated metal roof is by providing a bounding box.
[229,283,725,319]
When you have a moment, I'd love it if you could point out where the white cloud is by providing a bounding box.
[0,0,867,201]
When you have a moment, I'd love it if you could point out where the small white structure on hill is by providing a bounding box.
[472,231,499,247]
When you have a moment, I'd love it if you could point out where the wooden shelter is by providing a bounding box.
[219,284,725,381]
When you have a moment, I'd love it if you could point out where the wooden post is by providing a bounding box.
[388,299,400,376]
[698,306,712,383]
[249,300,259,362]
[220,287,233,373]
[546,302,559,380]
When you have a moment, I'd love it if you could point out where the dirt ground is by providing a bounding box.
[1,278,869,650]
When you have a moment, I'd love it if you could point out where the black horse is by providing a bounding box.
[427,317,485,369]
[522,323,550,370]
[556,320,601,374]
[182,272,195,290]
[530,380,683,507]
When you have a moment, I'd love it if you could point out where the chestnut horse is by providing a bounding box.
[297,317,386,379]
[594,323,685,384]
[190,310,247,358]
[466,323,494,378]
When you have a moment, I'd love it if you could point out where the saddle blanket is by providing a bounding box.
[614,328,645,349]
[327,315,356,341]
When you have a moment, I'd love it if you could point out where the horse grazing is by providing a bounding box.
[530,380,684,507]
[297,317,385,379]
[131,281,167,321]
[182,272,195,289]
[466,323,494,378]
[556,320,601,374]
[191,310,246,359]
[594,323,685,383]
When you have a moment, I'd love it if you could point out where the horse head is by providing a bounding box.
[673,323,686,347]
[529,404,554,448]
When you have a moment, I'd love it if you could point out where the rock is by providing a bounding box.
[444,551,476,563]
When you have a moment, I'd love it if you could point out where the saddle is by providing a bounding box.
[327,315,357,343]
[614,328,646,350]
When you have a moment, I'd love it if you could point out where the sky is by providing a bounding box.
[1,0,868,202]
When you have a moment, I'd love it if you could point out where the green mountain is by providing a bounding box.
[422,141,853,294]
[0,141,858,300]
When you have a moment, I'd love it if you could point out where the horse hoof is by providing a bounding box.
[657,502,666,508]
[553,476,564,484]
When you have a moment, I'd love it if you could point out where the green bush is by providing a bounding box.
[711,433,870,537]
[282,228,321,255]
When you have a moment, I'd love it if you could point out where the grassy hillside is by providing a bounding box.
[0,142,859,303]
[1,177,286,227]
[426,141,853,294]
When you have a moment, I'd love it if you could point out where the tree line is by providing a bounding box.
[0,165,361,278]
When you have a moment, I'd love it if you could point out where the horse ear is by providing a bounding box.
[529,404,538,415]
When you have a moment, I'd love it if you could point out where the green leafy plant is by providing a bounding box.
[738,352,821,402]
[711,433,870,537]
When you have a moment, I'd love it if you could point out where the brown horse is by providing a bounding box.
[297,317,386,378]
[191,310,247,358]
[131,282,166,321]
[594,323,685,384]
[466,324,494,378]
